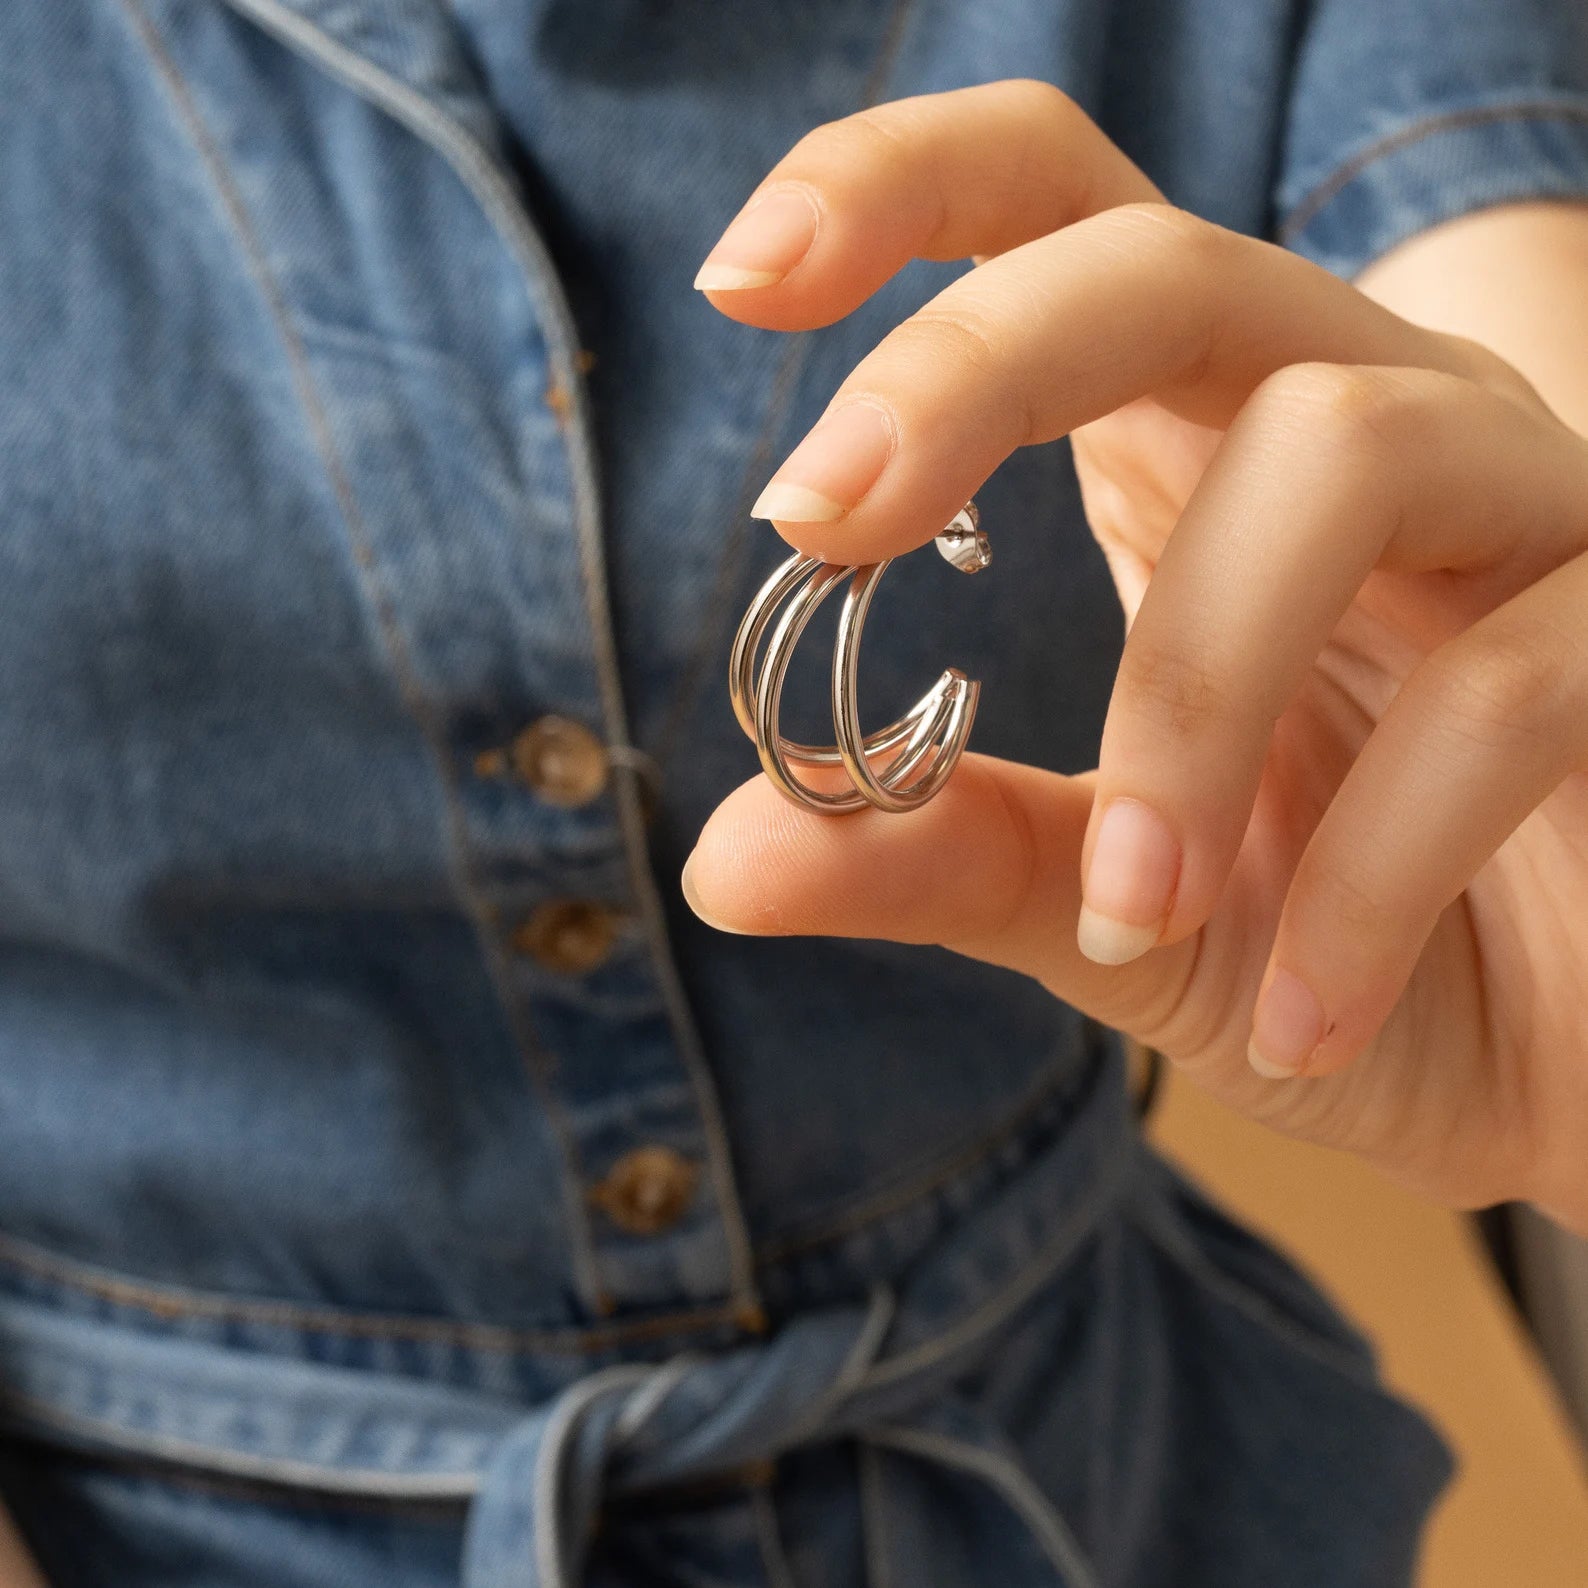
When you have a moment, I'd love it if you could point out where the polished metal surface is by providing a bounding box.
[730,502,988,814]
[508,715,610,807]
[588,1144,701,1235]
[933,503,991,573]
[511,899,625,974]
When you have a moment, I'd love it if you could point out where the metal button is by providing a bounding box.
[511,900,623,975]
[589,1146,700,1235]
[476,716,609,808]
[514,716,608,806]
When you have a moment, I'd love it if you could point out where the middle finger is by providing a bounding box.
[751,205,1493,564]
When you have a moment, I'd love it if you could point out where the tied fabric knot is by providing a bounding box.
[461,1286,1102,1588]
[0,1061,1132,1580]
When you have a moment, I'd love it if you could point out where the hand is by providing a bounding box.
[684,81,1588,1231]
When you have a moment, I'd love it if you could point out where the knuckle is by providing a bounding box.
[890,306,1035,446]
[1418,626,1563,745]
[1248,362,1431,460]
[996,76,1081,127]
[1307,859,1388,940]
[784,119,839,169]
[1117,635,1239,742]
[842,105,920,162]
[1085,203,1228,382]
[790,107,916,186]
[874,303,1035,448]
[793,103,955,251]
[896,304,1008,381]
[1098,200,1223,266]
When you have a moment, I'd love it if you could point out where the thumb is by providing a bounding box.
[682,753,1203,1042]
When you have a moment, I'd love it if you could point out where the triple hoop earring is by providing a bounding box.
[729,502,990,814]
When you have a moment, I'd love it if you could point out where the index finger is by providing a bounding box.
[694,80,1161,330]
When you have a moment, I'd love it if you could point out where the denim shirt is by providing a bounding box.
[2,3,1588,1584]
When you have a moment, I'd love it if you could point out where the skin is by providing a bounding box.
[4,83,1584,1587]
[683,80,1588,1235]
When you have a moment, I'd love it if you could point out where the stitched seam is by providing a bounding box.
[650,337,811,775]
[210,0,766,1317]
[1127,1188,1392,1391]
[863,1424,1100,1588]
[588,0,923,1306]
[121,0,608,1310]
[858,1163,1121,1393]
[651,0,920,776]
[0,1061,1070,1346]
[0,1038,1101,1343]
[0,1057,1084,1346]
[752,1048,1089,1266]
[0,1385,484,1498]
[593,0,923,1301]
[0,1229,749,1351]
[1086,1215,1120,1566]
[1279,98,1588,246]
[0,1438,470,1520]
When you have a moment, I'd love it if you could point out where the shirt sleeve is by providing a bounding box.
[1276,0,1588,277]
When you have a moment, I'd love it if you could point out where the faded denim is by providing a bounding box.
[2,0,1587,1583]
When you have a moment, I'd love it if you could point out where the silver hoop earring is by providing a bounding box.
[729,503,990,814]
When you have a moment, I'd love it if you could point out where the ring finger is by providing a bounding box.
[1079,362,1588,963]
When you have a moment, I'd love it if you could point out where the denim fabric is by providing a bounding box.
[0,1065,1452,1587]
[2,0,1587,1582]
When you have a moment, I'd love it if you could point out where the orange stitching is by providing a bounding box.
[754,1061,1084,1265]
[0,1232,743,1355]
[1279,99,1588,246]
[0,1061,1076,1348]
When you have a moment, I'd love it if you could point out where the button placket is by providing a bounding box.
[589,1145,701,1235]
[469,710,748,1312]
[209,0,762,1322]
[475,714,610,809]
[511,898,627,976]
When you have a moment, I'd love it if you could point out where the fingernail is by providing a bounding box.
[750,400,895,523]
[694,187,819,291]
[1248,968,1325,1078]
[1077,798,1179,966]
[681,852,748,935]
